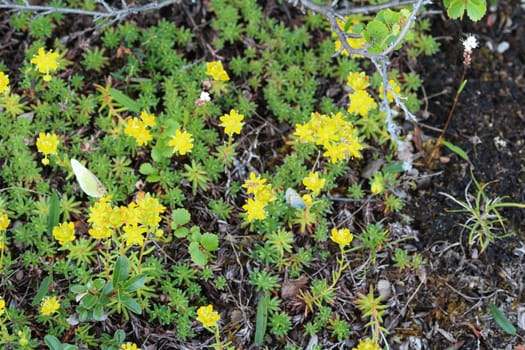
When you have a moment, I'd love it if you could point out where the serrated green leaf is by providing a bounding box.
[47,191,60,235]
[446,0,466,19]
[189,241,208,266]
[172,208,191,227]
[379,9,402,25]
[174,227,189,238]
[366,21,389,41]
[113,256,129,287]
[489,302,516,335]
[200,233,219,252]
[466,0,486,21]
[109,88,141,113]
[254,293,269,346]
[139,163,155,175]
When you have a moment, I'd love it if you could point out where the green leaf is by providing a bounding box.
[189,241,208,266]
[113,256,130,287]
[489,302,516,335]
[139,163,156,175]
[44,335,63,350]
[124,274,147,292]
[383,162,405,173]
[442,140,470,162]
[47,190,60,235]
[113,329,126,343]
[109,88,141,113]
[378,9,402,26]
[446,0,467,19]
[466,0,486,21]
[80,294,97,309]
[32,275,52,306]
[93,303,107,321]
[200,233,219,252]
[254,293,269,346]
[172,208,191,227]
[365,21,389,42]
[174,227,190,238]
[120,294,142,314]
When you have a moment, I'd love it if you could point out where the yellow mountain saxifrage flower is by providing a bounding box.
[196,304,220,328]
[302,172,326,196]
[370,174,384,195]
[353,338,381,350]
[347,71,370,92]
[205,61,230,81]
[31,48,60,82]
[0,212,9,230]
[252,183,276,205]
[0,297,5,316]
[331,228,353,249]
[348,90,377,117]
[219,109,245,137]
[40,296,60,316]
[135,192,166,227]
[334,17,366,57]
[87,197,114,239]
[123,224,147,246]
[242,198,266,222]
[121,343,140,350]
[139,111,156,127]
[379,79,402,103]
[36,132,59,165]
[323,142,348,163]
[242,172,267,195]
[0,71,9,94]
[52,222,75,246]
[124,117,153,146]
[293,122,315,143]
[169,129,193,155]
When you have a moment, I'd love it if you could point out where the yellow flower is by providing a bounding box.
[0,71,9,94]
[36,132,59,165]
[331,228,353,248]
[135,192,166,228]
[252,183,275,205]
[169,129,193,155]
[124,117,153,146]
[88,226,112,240]
[52,222,75,246]
[40,296,60,316]
[379,79,402,103]
[0,297,5,316]
[348,90,377,117]
[302,172,326,196]
[370,173,384,195]
[242,172,267,195]
[121,343,140,350]
[18,331,29,346]
[31,48,60,82]
[242,198,266,222]
[323,142,348,163]
[123,224,147,246]
[353,338,381,350]
[219,109,244,137]
[347,71,370,92]
[139,111,156,127]
[293,123,315,143]
[196,304,220,328]
[205,61,229,81]
[0,212,10,230]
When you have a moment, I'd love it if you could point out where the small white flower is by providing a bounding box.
[199,91,211,102]
[462,34,478,52]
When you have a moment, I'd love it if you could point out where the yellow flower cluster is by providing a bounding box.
[379,79,402,103]
[219,109,244,137]
[0,297,5,316]
[121,342,140,350]
[331,228,354,249]
[87,192,165,246]
[0,211,9,230]
[242,172,276,223]
[40,296,60,316]
[169,129,194,156]
[294,112,363,163]
[302,171,326,197]
[352,338,381,350]
[196,304,220,328]
[334,17,366,57]
[30,48,60,82]
[52,222,76,246]
[124,111,156,146]
[347,72,377,117]
[205,61,229,81]
[36,132,59,165]
[0,71,9,94]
